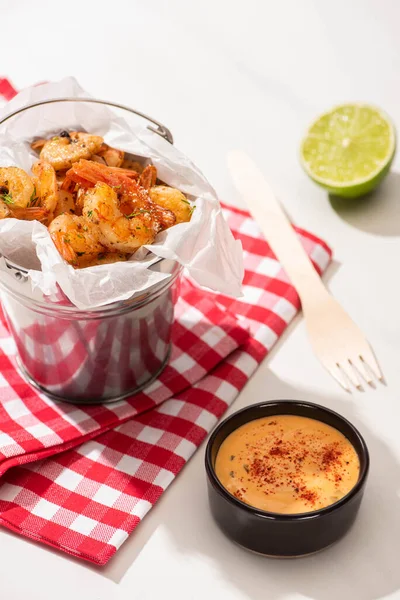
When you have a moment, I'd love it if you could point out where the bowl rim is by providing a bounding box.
[205,399,370,521]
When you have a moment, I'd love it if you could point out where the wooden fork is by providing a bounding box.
[227,151,383,391]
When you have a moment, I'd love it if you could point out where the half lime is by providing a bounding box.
[300,104,396,198]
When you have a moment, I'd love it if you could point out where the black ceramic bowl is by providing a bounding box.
[205,400,369,557]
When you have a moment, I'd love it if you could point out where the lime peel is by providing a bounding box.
[300,103,396,198]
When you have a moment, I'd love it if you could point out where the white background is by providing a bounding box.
[1,1,400,598]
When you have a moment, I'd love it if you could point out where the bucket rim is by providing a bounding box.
[0,255,183,319]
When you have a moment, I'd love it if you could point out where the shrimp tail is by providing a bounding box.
[31,139,47,152]
[61,172,93,192]
[65,160,140,191]
[11,206,49,222]
[50,230,77,265]
[108,167,140,179]
[139,165,157,190]
[65,159,121,188]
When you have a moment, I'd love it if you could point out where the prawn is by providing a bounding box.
[149,185,193,224]
[0,166,47,222]
[95,143,124,167]
[31,160,58,217]
[139,165,157,190]
[0,166,35,208]
[65,160,176,231]
[53,190,76,218]
[82,182,161,253]
[48,213,106,267]
[40,131,104,171]
[0,200,47,222]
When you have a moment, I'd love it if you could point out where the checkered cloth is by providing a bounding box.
[0,79,332,564]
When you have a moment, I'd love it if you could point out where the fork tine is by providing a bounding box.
[360,348,383,381]
[326,364,351,392]
[338,361,362,389]
[351,357,373,385]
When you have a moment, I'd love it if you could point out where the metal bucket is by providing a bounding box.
[0,258,182,404]
[0,98,181,404]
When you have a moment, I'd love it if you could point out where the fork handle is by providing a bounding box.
[227,151,329,308]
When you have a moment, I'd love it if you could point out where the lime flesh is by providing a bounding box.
[300,104,396,198]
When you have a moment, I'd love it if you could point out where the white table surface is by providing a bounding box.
[1,0,400,598]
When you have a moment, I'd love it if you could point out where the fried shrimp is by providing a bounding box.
[5,133,189,267]
[62,159,139,191]
[31,160,58,217]
[149,185,192,224]
[0,166,47,221]
[139,165,157,190]
[0,166,35,207]
[53,190,76,218]
[96,143,124,167]
[48,213,106,267]
[0,200,47,222]
[82,182,161,253]
[65,160,176,231]
[40,131,104,171]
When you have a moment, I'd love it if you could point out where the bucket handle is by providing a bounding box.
[0,97,174,144]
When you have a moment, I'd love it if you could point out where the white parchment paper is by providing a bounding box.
[0,78,243,308]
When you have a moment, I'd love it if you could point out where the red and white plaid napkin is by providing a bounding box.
[0,79,332,564]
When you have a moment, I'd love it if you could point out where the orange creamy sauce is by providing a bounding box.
[215,415,360,514]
